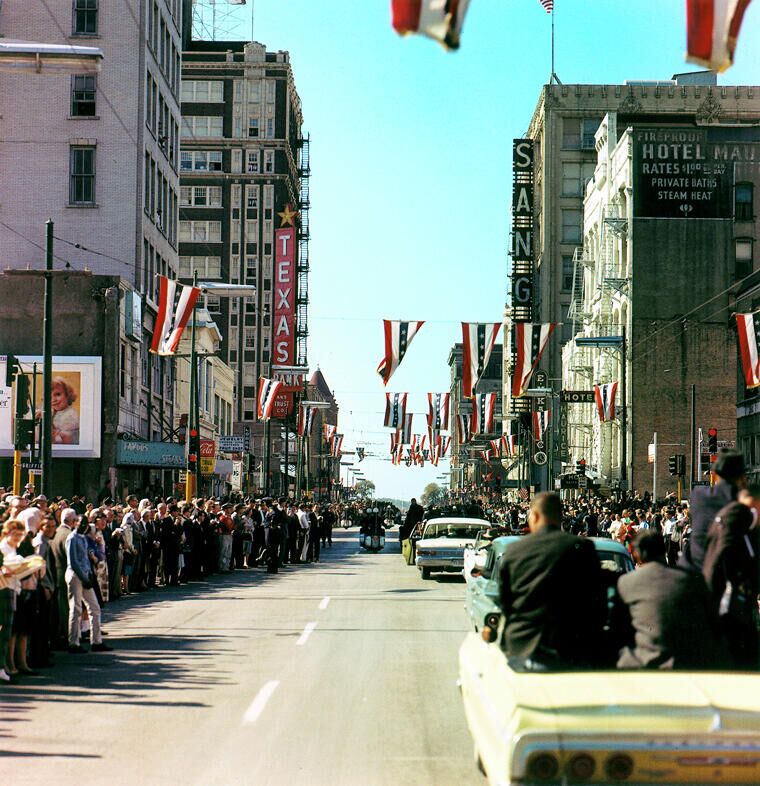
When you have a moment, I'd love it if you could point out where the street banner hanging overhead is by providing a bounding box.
[377,320,425,386]
[383,392,408,428]
[686,0,752,72]
[297,404,316,437]
[324,423,337,443]
[502,434,517,457]
[396,413,413,445]
[331,434,344,457]
[594,382,618,422]
[440,435,451,457]
[426,391,450,431]
[257,377,283,421]
[480,448,493,462]
[736,312,760,388]
[512,322,556,398]
[472,392,497,434]
[462,322,501,398]
[356,447,365,462]
[457,413,472,444]
[533,409,551,440]
[489,437,502,457]
[150,275,201,356]
[390,0,472,50]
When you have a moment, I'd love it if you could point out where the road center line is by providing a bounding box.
[242,680,280,725]
[318,596,330,610]
[296,621,318,645]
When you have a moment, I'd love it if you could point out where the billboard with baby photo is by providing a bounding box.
[0,356,102,458]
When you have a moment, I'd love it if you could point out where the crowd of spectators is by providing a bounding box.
[0,486,341,684]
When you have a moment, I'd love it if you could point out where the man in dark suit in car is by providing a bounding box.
[498,492,606,671]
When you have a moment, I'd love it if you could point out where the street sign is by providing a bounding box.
[219,435,244,453]
[560,390,595,404]
[178,471,187,483]
[243,426,251,452]
[20,461,41,470]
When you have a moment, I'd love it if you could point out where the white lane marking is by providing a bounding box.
[318,596,330,610]
[242,680,280,725]
[296,621,318,646]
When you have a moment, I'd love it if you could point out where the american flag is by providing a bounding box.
[538,0,553,12]
[518,487,530,501]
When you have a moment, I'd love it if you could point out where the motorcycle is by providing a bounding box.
[359,508,385,552]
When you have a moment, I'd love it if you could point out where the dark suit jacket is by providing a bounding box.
[679,479,735,573]
[616,561,724,670]
[498,528,606,668]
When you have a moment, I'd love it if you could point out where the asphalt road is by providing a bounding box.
[2,530,477,786]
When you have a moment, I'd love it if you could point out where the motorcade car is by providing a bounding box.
[463,538,635,633]
[414,517,490,579]
[458,633,760,785]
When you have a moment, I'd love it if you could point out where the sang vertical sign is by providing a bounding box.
[511,139,534,323]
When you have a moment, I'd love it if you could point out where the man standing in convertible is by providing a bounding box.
[498,492,607,671]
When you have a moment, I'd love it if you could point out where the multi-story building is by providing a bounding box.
[304,368,339,497]
[0,0,182,495]
[179,20,309,475]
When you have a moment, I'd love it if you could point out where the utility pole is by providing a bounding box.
[652,431,658,503]
[620,325,628,500]
[690,383,696,488]
[41,219,54,498]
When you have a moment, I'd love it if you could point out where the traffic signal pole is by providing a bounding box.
[41,220,54,497]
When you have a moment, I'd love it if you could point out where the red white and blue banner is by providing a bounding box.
[440,435,451,457]
[594,382,618,423]
[480,448,493,463]
[297,404,316,437]
[501,434,517,457]
[150,275,201,356]
[687,0,751,72]
[512,322,556,398]
[462,322,501,398]
[330,434,344,457]
[384,392,408,428]
[324,423,337,443]
[377,320,424,386]
[532,409,551,440]
[396,413,413,445]
[737,312,760,389]
[390,0,472,50]
[426,392,450,431]
[258,377,283,421]
[457,413,472,444]
[471,392,497,435]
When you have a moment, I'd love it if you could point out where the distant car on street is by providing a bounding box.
[415,517,490,580]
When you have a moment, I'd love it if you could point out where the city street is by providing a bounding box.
[1,531,475,786]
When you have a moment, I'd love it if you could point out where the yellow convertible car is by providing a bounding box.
[458,632,760,785]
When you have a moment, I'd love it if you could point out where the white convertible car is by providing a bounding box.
[415,517,490,579]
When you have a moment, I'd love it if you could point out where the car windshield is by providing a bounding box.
[423,522,485,539]
[596,549,632,573]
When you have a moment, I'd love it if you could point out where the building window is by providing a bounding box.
[562,118,581,149]
[561,209,582,244]
[582,118,600,149]
[179,221,222,242]
[179,150,223,172]
[72,0,98,34]
[181,116,223,138]
[561,162,581,197]
[69,145,96,204]
[247,151,259,173]
[205,294,221,313]
[181,80,224,102]
[266,80,276,102]
[561,255,574,291]
[248,80,261,102]
[264,150,275,173]
[248,117,259,137]
[265,118,275,138]
[179,255,222,279]
[736,238,753,280]
[736,183,754,221]
[71,74,96,116]
[180,185,222,207]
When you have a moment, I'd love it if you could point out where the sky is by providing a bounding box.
[220,0,760,500]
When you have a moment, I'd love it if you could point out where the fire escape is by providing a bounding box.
[296,134,310,367]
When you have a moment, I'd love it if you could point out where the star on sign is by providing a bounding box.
[278,204,298,226]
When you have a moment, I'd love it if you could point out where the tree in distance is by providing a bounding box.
[354,479,376,499]
[420,482,444,508]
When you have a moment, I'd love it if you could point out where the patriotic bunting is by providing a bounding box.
[390,0,472,50]
[457,414,472,444]
[686,0,751,72]
[149,275,201,356]
[324,423,337,443]
[537,0,553,11]
[737,312,760,389]
[594,382,618,423]
[480,449,493,462]
[384,392,409,428]
[533,409,551,440]
[440,435,451,457]
[462,322,502,398]
[331,434,344,457]
[512,322,556,398]
[501,434,517,457]
[258,377,283,421]
[489,438,502,457]
[396,413,413,445]
[357,447,365,462]
[471,392,497,435]
[377,320,425,386]
[297,404,316,437]
[427,392,451,431]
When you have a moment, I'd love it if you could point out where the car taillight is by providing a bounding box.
[526,752,559,782]
[567,753,595,781]
[605,753,634,781]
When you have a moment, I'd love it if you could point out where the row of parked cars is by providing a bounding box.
[403,516,760,786]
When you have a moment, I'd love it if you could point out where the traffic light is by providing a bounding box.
[5,354,20,387]
[187,427,200,472]
[575,458,586,474]
[668,455,678,476]
[13,418,34,450]
[676,454,686,476]
[15,373,29,414]
[708,428,718,454]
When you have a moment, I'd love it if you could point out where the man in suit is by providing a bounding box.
[50,508,77,648]
[680,451,745,574]
[616,530,724,670]
[498,492,606,670]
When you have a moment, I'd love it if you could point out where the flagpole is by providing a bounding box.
[549,4,561,85]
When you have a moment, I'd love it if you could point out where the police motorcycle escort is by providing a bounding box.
[358,507,385,552]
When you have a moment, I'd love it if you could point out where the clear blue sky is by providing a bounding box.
[228,0,760,500]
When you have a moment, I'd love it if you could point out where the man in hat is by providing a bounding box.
[680,451,746,574]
